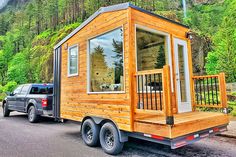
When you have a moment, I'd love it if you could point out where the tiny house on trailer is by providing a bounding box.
[53,3,229,155]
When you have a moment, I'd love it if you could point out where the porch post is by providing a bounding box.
[219,73,228,113]
[163,65,174,125]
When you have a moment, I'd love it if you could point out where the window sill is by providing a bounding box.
[67,73,78,77]
[87,91,126,94]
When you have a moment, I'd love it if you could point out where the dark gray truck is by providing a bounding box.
[2,84,53,123]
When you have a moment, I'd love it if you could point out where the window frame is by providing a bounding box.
[87,26,125,94]
[67,44,79,77]
[135,24,173,92]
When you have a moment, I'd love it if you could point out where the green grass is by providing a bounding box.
[228,101,236,116]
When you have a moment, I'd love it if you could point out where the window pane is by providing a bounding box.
[30,85,53,94]
[20,85,30,95]
[69,46,78,75]
[89,28,124,92]
[136,28,168,71]
[13,85,23,94]
[178,45,187,102]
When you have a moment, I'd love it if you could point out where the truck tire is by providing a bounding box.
[28,106,39,123]
[99,122,124,155]
[3,103,10,117]
[81,119,100,147]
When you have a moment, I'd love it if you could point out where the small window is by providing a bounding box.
[68,45,78,76]
[13,85,23,95]
[20,85,30,95]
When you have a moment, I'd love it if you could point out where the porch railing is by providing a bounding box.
[192,73,227,109]
[134,65,174,125]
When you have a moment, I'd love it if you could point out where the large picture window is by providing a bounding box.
[68,45,78,76]
[89,28,124,92]
[136,27,168,71]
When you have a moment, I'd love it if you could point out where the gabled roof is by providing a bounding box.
[54,2,189,49]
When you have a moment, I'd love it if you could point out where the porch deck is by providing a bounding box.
[134,111,229,138]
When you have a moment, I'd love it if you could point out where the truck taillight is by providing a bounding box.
[42,99,48,107]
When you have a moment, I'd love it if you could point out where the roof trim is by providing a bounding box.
[54,2,189,49]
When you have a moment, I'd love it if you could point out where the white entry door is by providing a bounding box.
[174,38,192,113]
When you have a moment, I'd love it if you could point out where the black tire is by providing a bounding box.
[99,122,124,155]
[28,106,39,123]
[3,103,10,117]
[81,119,100,147]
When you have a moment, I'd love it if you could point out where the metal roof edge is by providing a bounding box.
[54,2,189,49]
[128,3,189,29]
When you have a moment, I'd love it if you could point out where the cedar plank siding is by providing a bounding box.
[60,10,131,131]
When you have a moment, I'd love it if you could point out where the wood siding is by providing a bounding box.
[60,10,131,131]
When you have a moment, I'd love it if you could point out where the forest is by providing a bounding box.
[0,0,235,93]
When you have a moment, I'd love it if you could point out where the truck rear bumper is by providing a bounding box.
[128,124,228,149]
[43,110,53,116]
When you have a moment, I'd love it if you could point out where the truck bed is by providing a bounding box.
[134,111,229,138]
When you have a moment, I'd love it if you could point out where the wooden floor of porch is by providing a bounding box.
[134,111,229,138]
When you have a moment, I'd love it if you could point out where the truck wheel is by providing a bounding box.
[81,119,100,147]
[99,122,124,155]
[28,106,39,123]
[3,103,10,117]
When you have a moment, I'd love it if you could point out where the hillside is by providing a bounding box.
[0,0,234,92]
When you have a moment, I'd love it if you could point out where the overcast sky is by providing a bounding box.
[0,0,9,10]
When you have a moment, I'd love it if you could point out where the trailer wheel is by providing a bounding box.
[99,122,124,155]
[81,119,100,146]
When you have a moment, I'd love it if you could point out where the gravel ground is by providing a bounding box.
[0,108,236,157]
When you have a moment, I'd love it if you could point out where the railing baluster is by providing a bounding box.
[158,74,162,111]
[141,75,144,109]
[211,77,214,105]
[196,79,199,105]
[149,74,153,110]
[199,78,203,105]
[206,78,210,105]
[137,75,140,109]
[203,78,207,104]
[145,75,148,109]
[154,74,157,110]
[215,77,219,106]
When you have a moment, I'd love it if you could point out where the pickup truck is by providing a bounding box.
[2,83,53,123]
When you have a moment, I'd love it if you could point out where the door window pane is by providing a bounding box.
[136,28,168,71]
[13,85,23,94]
[178,45,187,102]
[68,46,78,75]
[89,28,124,92]
[20,85,30,95]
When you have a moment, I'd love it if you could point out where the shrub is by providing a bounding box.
[3,81,17,92]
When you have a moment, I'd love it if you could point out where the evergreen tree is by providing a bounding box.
[155,45,165,69]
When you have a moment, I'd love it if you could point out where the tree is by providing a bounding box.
[7,51,30,84]
[155,45,165,69]
[0,51,7,85]
[205,0,236,82]
[112,39,123,84]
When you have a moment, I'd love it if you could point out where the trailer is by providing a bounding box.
[53,3,229,155]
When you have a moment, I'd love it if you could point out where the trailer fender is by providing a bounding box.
[82,116,128,143]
